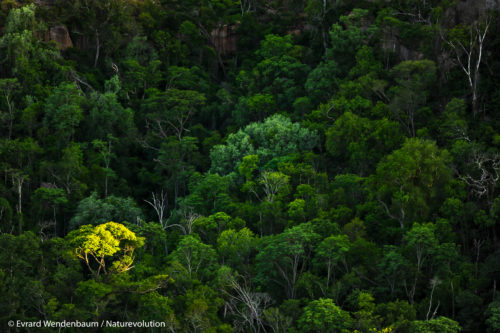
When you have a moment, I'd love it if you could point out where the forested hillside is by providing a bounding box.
[0,0,499,332]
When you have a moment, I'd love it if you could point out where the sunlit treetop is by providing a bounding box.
[66,221,145,279]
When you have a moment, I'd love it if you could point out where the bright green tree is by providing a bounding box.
[298,298,353,333]
[410,316,461,333]
[217,227,257,269]
[210,114,318,175]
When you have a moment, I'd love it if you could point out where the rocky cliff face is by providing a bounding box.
[446,0,494,25]
[33,0,55,7]
[211,24,238,56]
[486,0,500,10]
[38,24,73,50]
[48,25,73,50]
[28,1,72,50]
[378,0,499,62]
[29,0,498,58]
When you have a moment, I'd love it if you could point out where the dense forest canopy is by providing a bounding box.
[0,0,500,332]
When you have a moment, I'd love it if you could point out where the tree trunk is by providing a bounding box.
[94,29,100,67]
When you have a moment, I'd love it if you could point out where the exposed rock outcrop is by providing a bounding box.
[211,24,238,56]
[439,0,500,26]
[486,0,500,10]
[380,29,424,62]
[33,0,55,7]
[49,24,73,50]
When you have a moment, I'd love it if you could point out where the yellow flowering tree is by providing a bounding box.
[66,221,145,279]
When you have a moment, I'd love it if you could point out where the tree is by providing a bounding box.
[389,60,437,137]
[155,135,200,203]
[57,0,136,67]
[486,300,500,333]
[439,98,469,143]
[256,223,320,299]
[218,267,271,333]
[443,17,490,117]
[127,221,168,258]
[0,78,19,139]
[0,137,41,174]
[120,36,162,99]
[143,88,205,141]
[326,112,403,175]
[6,169,28,235]
[233,34,310,124]
[0,198,13,234]
[371,138,452,230]
[217,228,257,269]
[314,235,351,290]
[69,192,143,230]
[298,298,352,333]
[377,245,407,297]
[375,299,416,332]
[352,291,386,332]
[210,114,319,175]
[66,222,145,279]
[259,171,290,203]
[288,198,306,223]
[305,59,340,104]
[32,187,67,238]
[168,235,217,282]
[85,86,136,142]
[193,212,245,244]
[92,137,117,198]
[403,223,439,304]
[0,231,45,324]
[327,9,379,74]
[141,88,205,203]
[136,292,178,331]
[238,154,259,182]
[0,137,41,234]
[451,140,499,206]
[304,0,336,51]
[164,206,201,236]
[144,190,169,229]
[0,4,61,88]
[43,82,84,149]
[263,306,293,333]
[42,143,88,200]
[410,316,461,333]
[182,173,231,216]
[182,285,228,333]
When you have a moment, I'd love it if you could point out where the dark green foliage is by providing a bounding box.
[0,1,499,332]
[69,192,142,230]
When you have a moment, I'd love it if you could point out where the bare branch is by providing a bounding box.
[144,190,168,228]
